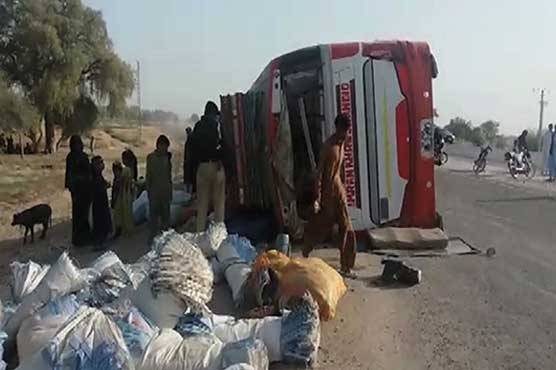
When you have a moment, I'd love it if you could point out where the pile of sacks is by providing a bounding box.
[0,223,337,370]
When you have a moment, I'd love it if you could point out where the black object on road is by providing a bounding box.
[381,259,422,286]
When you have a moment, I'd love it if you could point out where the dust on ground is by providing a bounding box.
[0,123,185,279]
[0,123,413,370]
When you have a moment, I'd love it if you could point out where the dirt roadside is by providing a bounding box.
[0,124,421,370]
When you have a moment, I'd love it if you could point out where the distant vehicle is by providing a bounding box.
[221,41,440,231]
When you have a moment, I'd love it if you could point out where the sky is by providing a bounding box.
[84,0,556,134]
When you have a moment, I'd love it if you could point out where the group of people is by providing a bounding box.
[0,133,35,154]
[65,135,139,249]
[65,99,357,277]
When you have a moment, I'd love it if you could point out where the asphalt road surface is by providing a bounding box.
[3,153,556,370]
[398,156,556,370]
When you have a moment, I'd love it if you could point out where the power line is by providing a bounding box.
[136,60,142,141]
[535,88,548,149]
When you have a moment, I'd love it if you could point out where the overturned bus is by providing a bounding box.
[220,41,439,237]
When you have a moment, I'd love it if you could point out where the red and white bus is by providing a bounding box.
[220,41,439,234]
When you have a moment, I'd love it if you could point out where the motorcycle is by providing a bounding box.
[505,150,536,179]
[434,140,448,166]
[473,145,492,174]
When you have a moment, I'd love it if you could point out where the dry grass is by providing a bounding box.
[0,124,185,242]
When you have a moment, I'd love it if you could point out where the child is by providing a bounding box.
[111,161,123,239]
[146,135,173,242]
[91,155,112,250]
[112,160,134,238]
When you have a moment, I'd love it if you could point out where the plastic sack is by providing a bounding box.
[171,190,190,206]
[259,251,346,321]
[221,338,269,370]
[79,252,133,307]
[209,258,224,284]
[224,263,251,306]
[131,278,186,329]
[280,293,321,367]
[217,236,257,265]
[17,295,81,359]
[138,328,223,370]
[151,230,214,313]
[174,313,213,337]
[10,261,50,303]
[133,191,149,225]
[45,307,132,370]
[0,331,6,370]
[126,251,157,289]
[4,252,86,341]
[113,305,158,360]
[170,204,186,227]
[223,365,255,370]
[212,314,282,363]
[16,307,133,370]
[183,222,228,258]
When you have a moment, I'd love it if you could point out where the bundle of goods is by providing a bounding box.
[150,230,214,314]
[9,261,50,303]
[0,225,323,370]
[16,307,133,370]
[211,292,320,367]
[247,250,347,321]
[77,251,133,307]
[182,222,228,258]
[216,235,258,307]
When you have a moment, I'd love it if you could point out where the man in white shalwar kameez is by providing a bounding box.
[541,124,554,176]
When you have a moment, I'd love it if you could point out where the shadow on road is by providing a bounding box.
[449,169,474,174]
[360,275,417,290]
[476,196,556,204]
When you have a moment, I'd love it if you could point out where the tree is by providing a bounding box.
[469,127,485,146]
[55,96,99,150]
[0,75,39,156]
[0,0,134,153]
[444,117,473,141]
[480,120,500,144]
[189,113,200,124]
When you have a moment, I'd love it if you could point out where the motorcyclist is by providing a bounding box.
[513,130,529,167]
[477,145,493,162]
[434,127,445,158]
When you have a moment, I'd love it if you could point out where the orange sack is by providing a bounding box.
[255,250,347,321]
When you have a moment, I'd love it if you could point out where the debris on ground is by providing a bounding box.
[0,225,334,369]
[380,259,422,286]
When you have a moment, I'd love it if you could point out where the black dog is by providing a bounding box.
[12,204,52,244]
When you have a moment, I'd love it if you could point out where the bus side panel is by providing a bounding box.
[398,42,436,228]
[371,59,408,222]
[330,55,367,229]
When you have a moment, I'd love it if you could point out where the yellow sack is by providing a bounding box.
[259,250,347,321]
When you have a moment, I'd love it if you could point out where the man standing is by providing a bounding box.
[146,135,173,242]
[548,129,556,182]
[190,101,227,232]
[65,135,92,246]
[303,113,357,278]
[183,127,195,194]
[541,124,554,176]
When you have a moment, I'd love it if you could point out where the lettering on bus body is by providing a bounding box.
[336,80,360,209]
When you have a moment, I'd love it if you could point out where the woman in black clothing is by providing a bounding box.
[91,155,113,250]
[65,135,92,246]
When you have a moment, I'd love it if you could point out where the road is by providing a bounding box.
[401,157,556,369]
[3,153,556,370]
